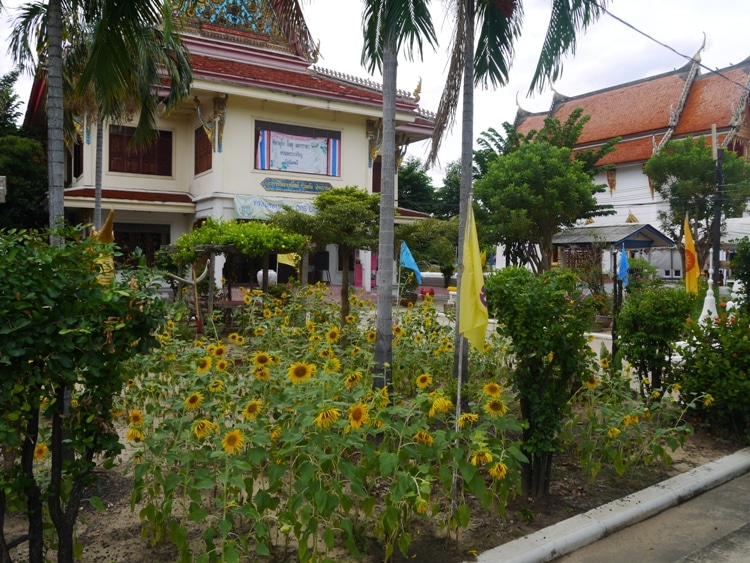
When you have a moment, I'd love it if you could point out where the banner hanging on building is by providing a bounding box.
[234,195,315,221]
[256,130,341,176]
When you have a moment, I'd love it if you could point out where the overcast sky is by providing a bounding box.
[1,0,747,183]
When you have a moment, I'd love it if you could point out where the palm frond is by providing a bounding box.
[474,0,523,88]
[529,0,608,94]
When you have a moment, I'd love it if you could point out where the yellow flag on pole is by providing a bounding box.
[684,214,699,293]
[459,205,489,350]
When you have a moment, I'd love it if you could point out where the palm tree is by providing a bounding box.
[426,0,609,376]
[361,0,437,389]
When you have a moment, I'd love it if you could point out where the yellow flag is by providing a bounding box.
[459,205,488,350]
[684,214,698,293]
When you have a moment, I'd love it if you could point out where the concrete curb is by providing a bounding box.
[473,448,750,563]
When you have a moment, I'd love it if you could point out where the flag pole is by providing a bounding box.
[450,336,465,517]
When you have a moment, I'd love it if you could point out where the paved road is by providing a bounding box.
[554,471,750,562]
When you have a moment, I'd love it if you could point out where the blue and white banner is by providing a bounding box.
[256,130,341,177]
[234,195,316,221]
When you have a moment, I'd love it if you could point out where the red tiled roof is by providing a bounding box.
[190,54,418,113]
[65,188,194,204]
[675,64,750,136]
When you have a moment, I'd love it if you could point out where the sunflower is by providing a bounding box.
[345,315,356,324]
[599,357,610,370]
[263,308,272,319]
[344,371,362,389]
[623,414,639,426]
[253,351,272,366]
[193,340,205,348]
[429,397,453,417]
[319,347,334,359]
[215,359,229,372]
[213,344,227,358]
[415,373,432,390]
[254,327,266,337]
[704,395,715,407]
[126,379,136,387]
[314,407,342,429]
[126,427,145,442]
[208,379,224,393]
[393,325,404,337]
[228,332,240,343]
[377,387,390,408]
[206,344,217,356]
[166,319,175,331]
[309,334,322,343]
[348,403,369,429]
[366,330,377,344]
[128,409,144,426]
[270,426,282,441]
[584,375,598,389]
[470,450,493,466]
[306,319,316,333]
[254,366,271,381]
[33,443,49,461]
[287,362,315,384]
[607,427,621,439]
[194,419,218,439]
[489,462,508,480]
[482,382,502,398]
[323,357,341,373]
[236,335,246,346]
[484,399,507,417]
[458,413,479,429]
[243,293,252,305]
[415,498,429,515]
[351,346,361,357]
[196,356,212,374]
[414,333,424,344]
[242,399,264,420]
[413,430,434,446]
[222,429,245,455]
[326,326,341,344]
[184,392,204,410]
[271,354,281,365]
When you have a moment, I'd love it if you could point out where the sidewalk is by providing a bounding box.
[472,448,750,563]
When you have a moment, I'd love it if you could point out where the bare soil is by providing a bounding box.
[3,424,742,563]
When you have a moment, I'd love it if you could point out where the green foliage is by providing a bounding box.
[730,237,750,313]
[433,160,460,219]
[397,157,435,215]
[485,267,595,495]
[617,286,695,392]
[0,134,49,229]
[474,141,610,273]
[679,306,750,439]
[644,136,750,269]
[625,256,663,293]
[125,285,522,561]
[0,226,167,555]
[0,70,22,135]
[170,218,308,264]
[397,217,458,286]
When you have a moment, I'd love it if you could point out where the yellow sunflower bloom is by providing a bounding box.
[254,366,271,381]
[323,357,341,373]
[366,330,377,344]
[704,394,715,407]
[242,399,263,420]
[253,351,272,366]
[351,346,362,357]
[314,407,342,429]
[584,375,598,389]
[33,443,49,461]
[393,325,404,337]
[319,347,334,359]
[429,397,454,417]
[326,327,341,344]
[623,414,639,426]
[243,293,252,305]
[344,371,362,389]
[206,344,217,356]
[213,344,226,358]
[196,356,212,374]
[345,315,356,324]
[306,319,316,332]
[128,409,144,426]
[470,451,493,466]
[215,359,229,372]
[222,429,245,455]
[254,327,266,337]
[263,308,272,319]
[236,335,245,346]
[126,379,136,387]
[126,427,145,442]
[484,399,507,417]
[489,462,508,480]
[458,413,479,429]
[287,362,315,384]
[413,429,434,446]
[208,379,224,392]
[348,403,369,429]
[377,387,390,408]
[184,392,204,410]
[270,426,282,441]
[416,373,433,390]
[193,419,218,439]
[607,427,621,439]
[228,332,239,342]
[483,382,502,398]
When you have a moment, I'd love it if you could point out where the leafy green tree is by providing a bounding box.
[272,187,380,325]
[397,156,435,215]
[0,70,22,135]
[433,159,461,219]
[475,141,610,273]
[485,266,594,496]
[0,226,167,563]
[730,237,750,314]
[644,136,750,272]
[397,217,458,286]
[0,135,48,229]
[361,0,437,389]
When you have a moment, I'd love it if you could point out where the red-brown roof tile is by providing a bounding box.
[65,188,194,204]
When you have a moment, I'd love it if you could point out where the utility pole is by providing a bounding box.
[713,148,723,286]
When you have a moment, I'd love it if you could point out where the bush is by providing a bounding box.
[679,306,750,439]
[617,286,695,392]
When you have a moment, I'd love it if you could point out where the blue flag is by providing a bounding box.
[400,242,422,284]
[618,244,629,287]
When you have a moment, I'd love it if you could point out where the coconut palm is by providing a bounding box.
[361,0,437,388]
[425,0,609,376]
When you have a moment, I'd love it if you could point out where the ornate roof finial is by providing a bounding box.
[413,77,422,102]
[693,33,706,63]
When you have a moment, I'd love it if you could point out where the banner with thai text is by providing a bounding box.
[256,130,341,176]
[234,195,316,221]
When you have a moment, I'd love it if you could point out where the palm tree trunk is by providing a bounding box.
[453,0,475,381]
[95,120,103,229]
[46,0,65,239]
[374,31,398,390]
